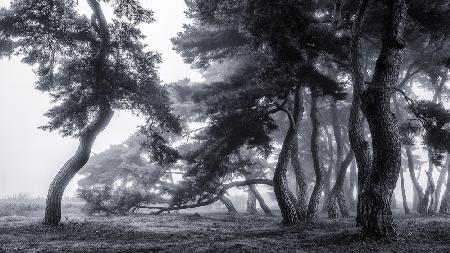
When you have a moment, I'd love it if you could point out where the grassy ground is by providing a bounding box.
[0,207,450,253]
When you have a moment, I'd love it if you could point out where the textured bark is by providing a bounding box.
[274,88,306,224]
[400,168,410,214]
[249,185,273,216]
[327,151,354,218]
[44,0,112,226]
[220,194,238,214]
[290,87,307,221]
[44,105,113,225]
[247,187,258,215]
[359,0,406,237]
[439,155,450,214]
[349,0,374,227]
[322,126,335,212]
[307,88,324,221]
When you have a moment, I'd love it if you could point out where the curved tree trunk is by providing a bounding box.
[406,146,425,213]
[247,187,258,215]
[307,88,324,221]
[274,88,305,224]
[349,0,374,227]
[433,161,447,212]
[290,87,307,220]
[439,155,450,214]
[44,104,113,225]
[322,126,335,212]
[400,168,410,214]
[359,0,406,237]
[327,151,354,218]
[421,150,436,214]
[220,194,238,214]
[44,0,113,226]
[249,185,273,216]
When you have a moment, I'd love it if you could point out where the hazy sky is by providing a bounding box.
[0,0,202,197]
[0,1,445,205]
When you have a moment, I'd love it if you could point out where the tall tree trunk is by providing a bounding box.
[307,88,324,221]
[249,185,273,216]
[349,159,357,210]
[406,146,425,213]
[349,0,373,227]
[290,87,307,221]
[44,104,113,225]
[433,158,448,212]
[322,126,335,212]
[44,0,113,226]
[247,187,258,215]
[359,0,406,237]
[421,150,436,214]
[326,98,352,218]
[439,155,450,214]
[220,194,238,214]
[400,168,410,214]
[273,110,299,224]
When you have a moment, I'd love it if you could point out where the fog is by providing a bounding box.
[0,0,202,198]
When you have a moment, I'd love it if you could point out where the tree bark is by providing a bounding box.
[421,150,436,214]
[349,0,374,227]
[439,155,450,214]
[44,104,113,225]
[220,194,238,214]
[322,126,335,212]
[307,88,324,221]
[359,0,406,237]
[290,87,308,221]
[247,187,258,215]
[400,168,410,214]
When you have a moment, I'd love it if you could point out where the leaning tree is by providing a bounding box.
[0,0,180,225]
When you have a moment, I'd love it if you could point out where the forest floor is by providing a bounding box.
[0,208,450,253]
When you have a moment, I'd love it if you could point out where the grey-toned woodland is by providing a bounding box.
[0,0,450,252]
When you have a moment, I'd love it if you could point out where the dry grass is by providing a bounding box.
[0,210,449,252]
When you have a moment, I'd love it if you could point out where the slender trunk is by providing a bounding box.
[327,151,354,218]
[433,161,447,211]
[247,187,258,215]
[322,126,334,212]
[44,0,113,226]
[349,159,357,210]
[406,146,425,213]
[421,150,435,214]
[349,0,374,227]
[359,0,406,237]
[249,185,273,216]
[290,87,307,221]
[220,194,237,214]
[439,155,450,214]
[326,98,351,218]
[400,168,410,214]
[307,88,324,221]
[44,105,113,225]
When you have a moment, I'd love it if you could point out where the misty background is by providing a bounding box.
[0,0,442,206]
